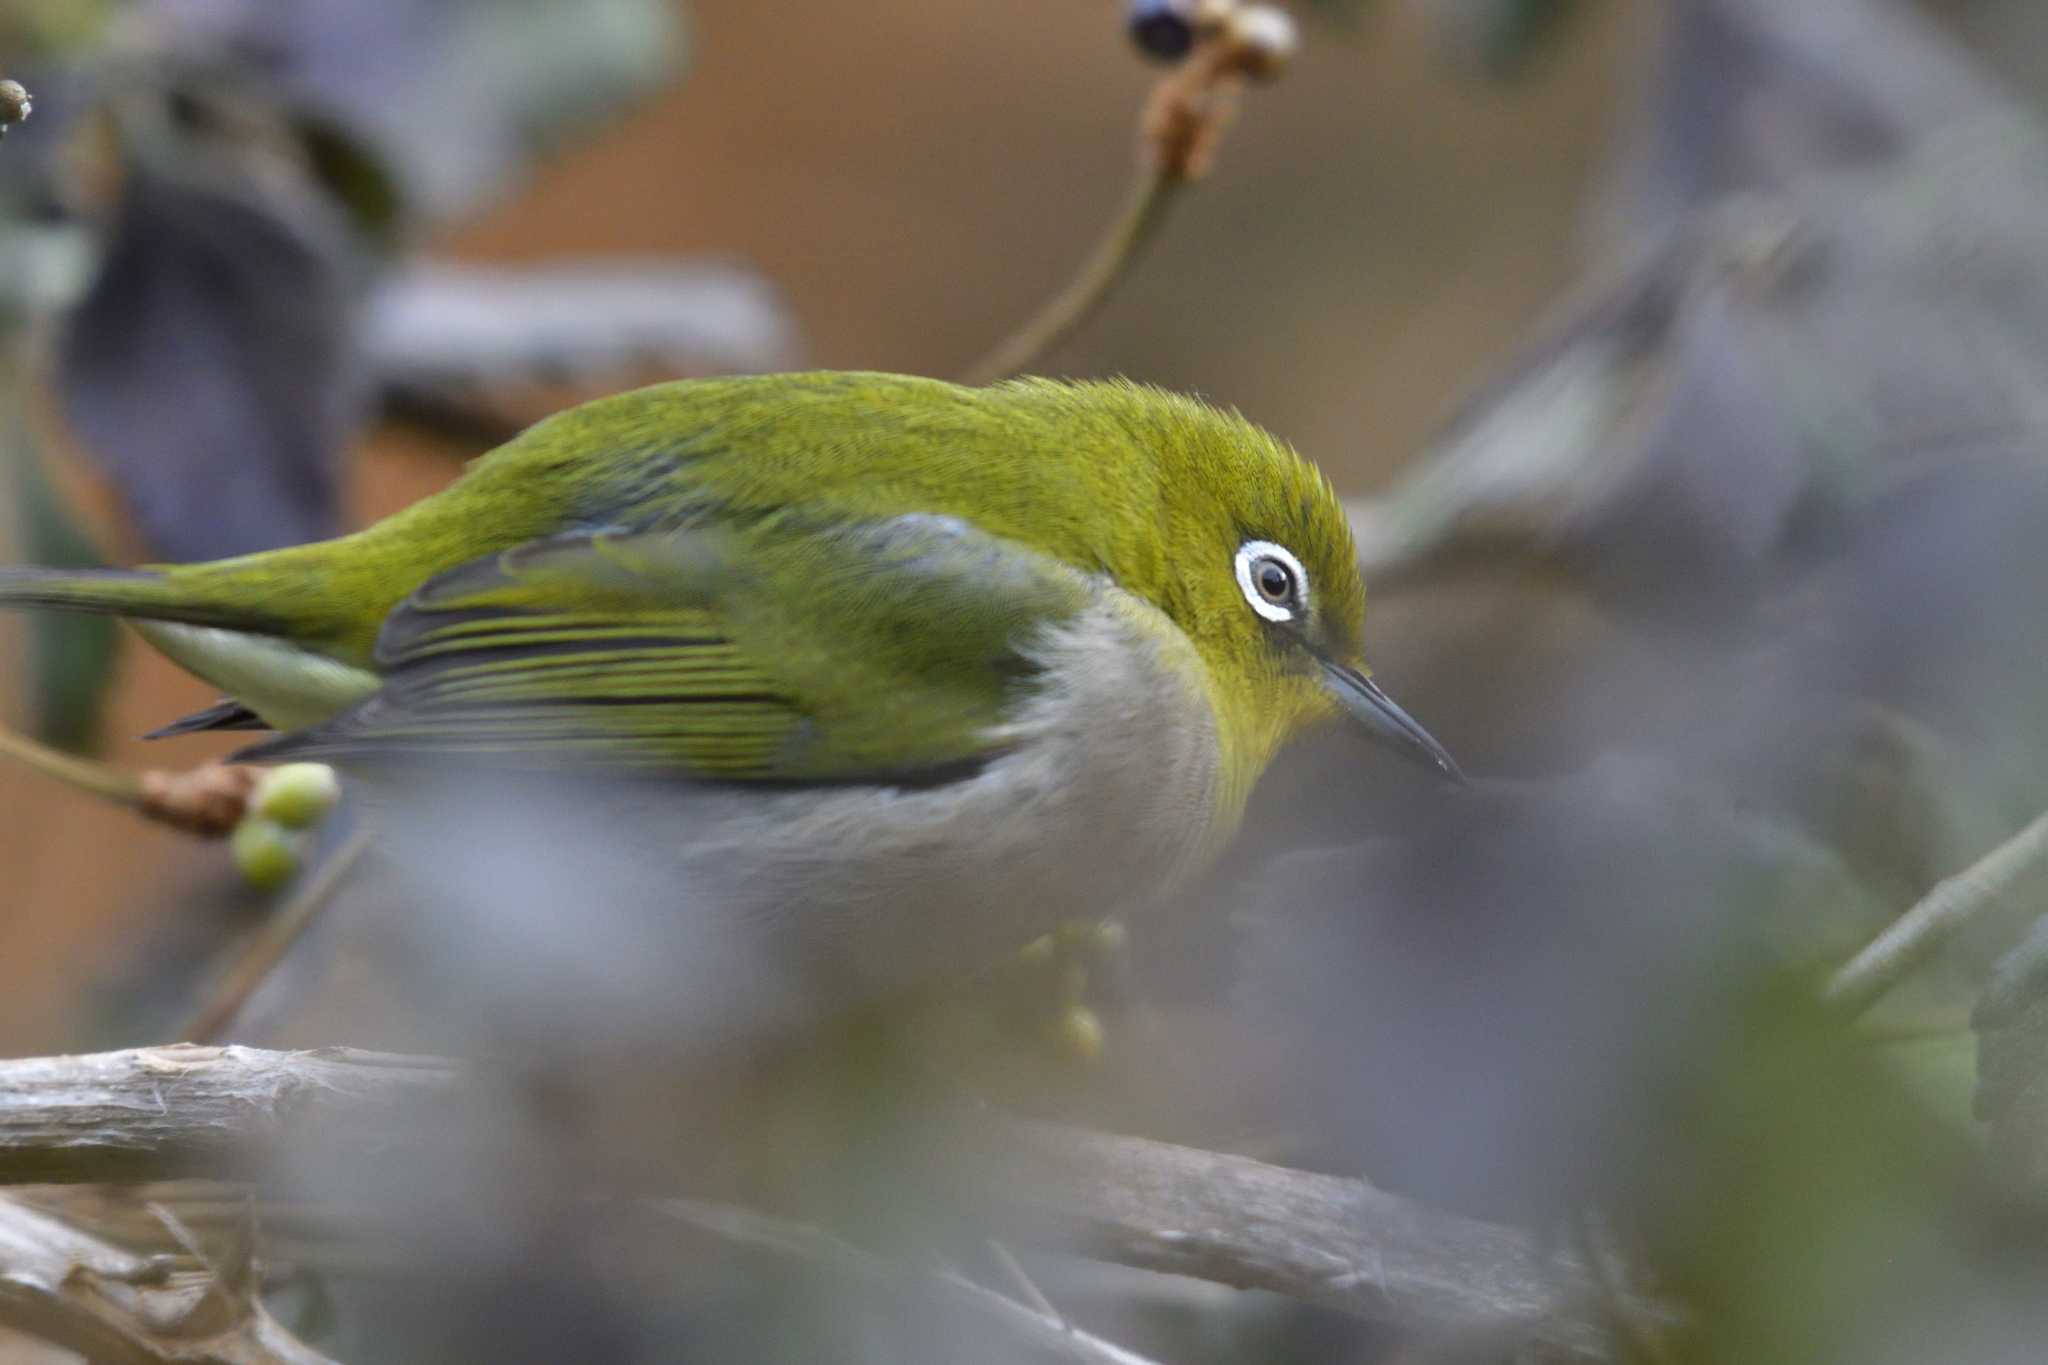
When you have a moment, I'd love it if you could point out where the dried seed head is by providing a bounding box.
[1227,5,1299,81]
[0,81,31,137]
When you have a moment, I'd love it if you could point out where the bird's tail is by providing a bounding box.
[0,566,282,633]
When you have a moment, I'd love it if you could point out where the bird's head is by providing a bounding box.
[1074,385,1463,795]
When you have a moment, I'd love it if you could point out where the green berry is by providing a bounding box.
[1057,1005,1106,1062]
[253,763,341,830]
[231,818,300,892]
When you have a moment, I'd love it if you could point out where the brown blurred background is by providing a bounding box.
[0,0,1626,1049]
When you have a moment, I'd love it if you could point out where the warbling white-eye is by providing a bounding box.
[0,372,1458,1004]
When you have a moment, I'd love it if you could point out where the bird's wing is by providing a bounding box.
[235,514,1096,781]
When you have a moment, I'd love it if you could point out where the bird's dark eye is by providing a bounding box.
[1235,540,1309,622]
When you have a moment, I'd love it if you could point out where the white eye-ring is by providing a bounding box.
[1235,540,1308,623]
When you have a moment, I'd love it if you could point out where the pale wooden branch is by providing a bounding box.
[992,1121,1632,1362]
[0,1046,1648,1359]
[0,1047,467,1186]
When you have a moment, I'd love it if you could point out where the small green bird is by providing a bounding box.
[2,372,1457,999]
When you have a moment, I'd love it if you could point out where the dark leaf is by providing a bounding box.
[13,435,117,751]
[57,123,367,559]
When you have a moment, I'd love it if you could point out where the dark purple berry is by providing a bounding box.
[1129,0,1197,62]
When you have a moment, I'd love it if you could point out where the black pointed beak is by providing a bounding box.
[1319,661,1465,784]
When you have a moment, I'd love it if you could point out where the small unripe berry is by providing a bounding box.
[252,763,341,830]
[1094,919,1129,955]
[232,818,299,892]
[1017,934,1056,967]
[1129,0,1198,62]
[1057,1004,1106,1062]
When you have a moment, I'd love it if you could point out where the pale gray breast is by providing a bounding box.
[289,590,1224,1055]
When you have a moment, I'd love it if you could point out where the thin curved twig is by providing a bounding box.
[180,826,374,1043]
[961,9,1294,386]
[0,721,144,805]
[1826,808,2048,1017]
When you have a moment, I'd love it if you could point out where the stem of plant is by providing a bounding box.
[961,168,1184,387]
[181,826,373,1044]
[960,7,1293,386]
[0,721,143,806]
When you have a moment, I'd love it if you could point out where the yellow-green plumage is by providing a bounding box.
[5,373,1377,809]
[0,371,1459,1002]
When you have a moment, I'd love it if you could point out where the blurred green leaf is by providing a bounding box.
[1437,0,1583,78]
[0,389,116,753]
[1305,0,1585,76]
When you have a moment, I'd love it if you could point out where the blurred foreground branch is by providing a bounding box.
[0,1193,335,1365]
[0,1046,1645,1360]
[1827,807,2048,1017]
[655,1198,1166,1365]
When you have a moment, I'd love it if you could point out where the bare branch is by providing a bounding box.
[0,1047,467,1186]
[992,1120,1633,1362]
[0,1046,1653,1358]
[1827,807,2048,1017]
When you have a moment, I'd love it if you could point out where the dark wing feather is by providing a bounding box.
[144,698,269,739]
[237,515,1094,782]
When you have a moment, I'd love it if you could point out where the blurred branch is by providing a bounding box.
[960,3,1296,386]
[180,828,374,1044]
[994,1120,1641,1362]
[0,719,147,806]
[0,1193,336,1365]
[368,260,797,447]
[1827,807,2048,1017]
[655,1198,1167,1365]
[0,1045,1647,1358]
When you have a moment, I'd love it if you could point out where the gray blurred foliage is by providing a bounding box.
[140,0,689,223]
[57,92,369,558]
[1212,0,2048,1356]
[1307,0,1586,75]
[367,260,803,433]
